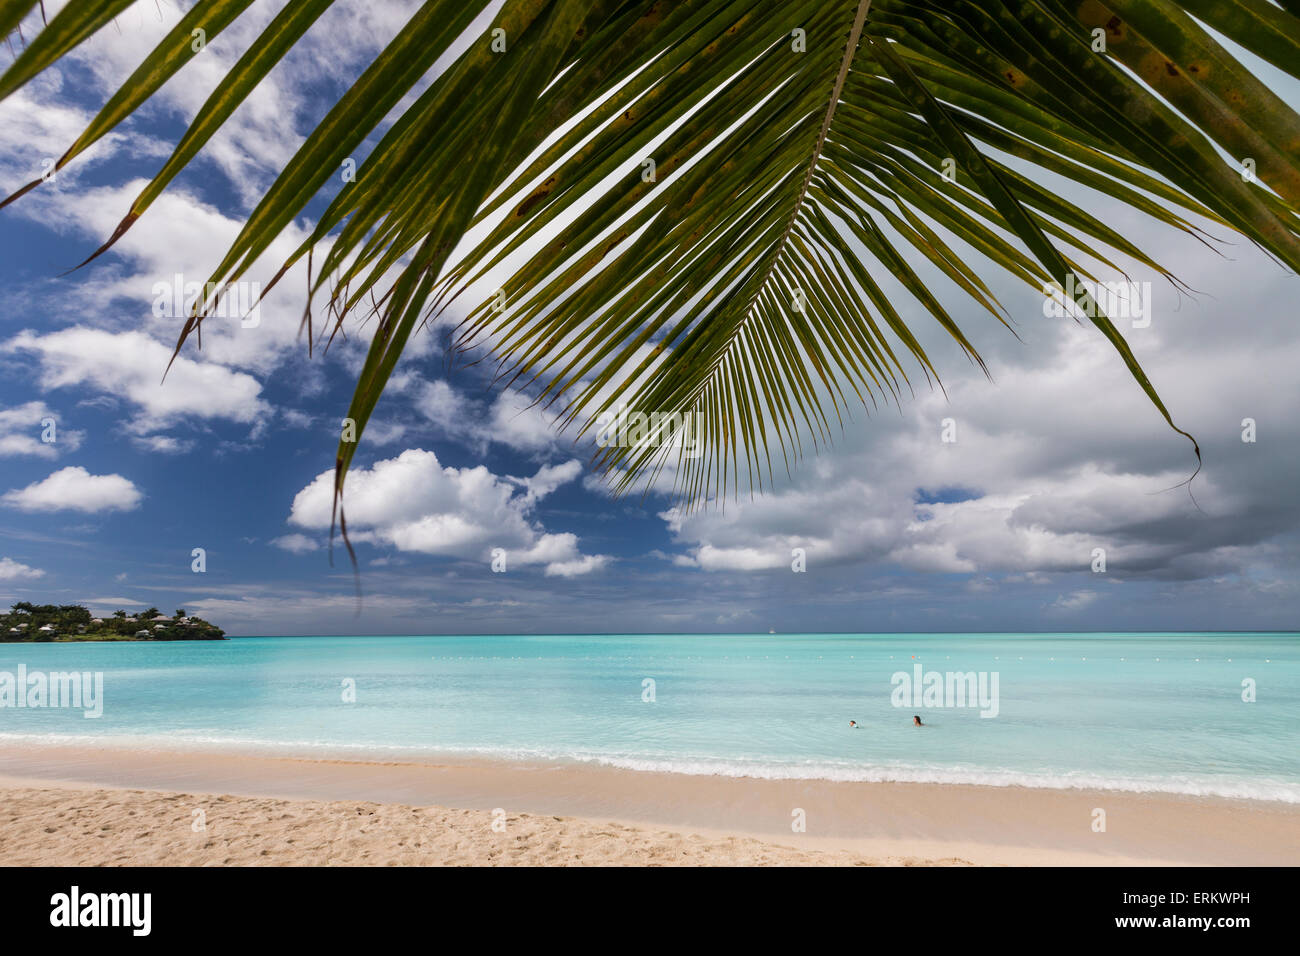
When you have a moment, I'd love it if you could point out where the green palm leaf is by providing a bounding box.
[4,0,1299,527]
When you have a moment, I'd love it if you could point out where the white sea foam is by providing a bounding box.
[3,731,1298,803]
[571,753,1300,803]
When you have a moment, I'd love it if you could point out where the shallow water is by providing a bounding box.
[1,632,1296,801]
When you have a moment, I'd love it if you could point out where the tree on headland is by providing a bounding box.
[1,604,224,642]
[3,1,1299,524]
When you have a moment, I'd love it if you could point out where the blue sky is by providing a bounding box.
[1,1,1298,635]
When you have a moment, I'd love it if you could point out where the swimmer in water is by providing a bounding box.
[849,720,858,728]
[912,715,924,726]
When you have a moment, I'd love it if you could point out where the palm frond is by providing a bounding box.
[4,0,1300,520]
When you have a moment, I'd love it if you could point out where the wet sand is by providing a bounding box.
[1,742,1295,865]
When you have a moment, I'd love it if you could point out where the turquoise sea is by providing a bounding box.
[1,632,1296,801]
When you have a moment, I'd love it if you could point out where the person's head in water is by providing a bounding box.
[849,720,858,728]
[912,715,924,726]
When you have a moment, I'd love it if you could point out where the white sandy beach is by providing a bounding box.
[0,784,972,866]
[2,742,1297,865]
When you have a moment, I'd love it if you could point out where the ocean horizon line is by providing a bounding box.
[210,629,1300,639]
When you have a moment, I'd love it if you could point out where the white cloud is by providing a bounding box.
[362,420,410,446]
[0,402,82,458]
[2,466,142,513]
[415,379,475,435]
[656,302,1298,585]
[280,409,315,429]
[487,391,563,452]
[1,0,1297,632]
[0,2,451,397]
[544,554,611,577]
[683,544,791,572]
[3,328,269,436]
[287,448,605,575]
[518,459,583,505]
[410,377,579,456]
[1048,590,1101,612]
[0,77,159,196]
[131,434,196,454]
[271,534,319,555]
[0,557,45,581]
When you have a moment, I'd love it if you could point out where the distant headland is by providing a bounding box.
[1,603,226,642]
